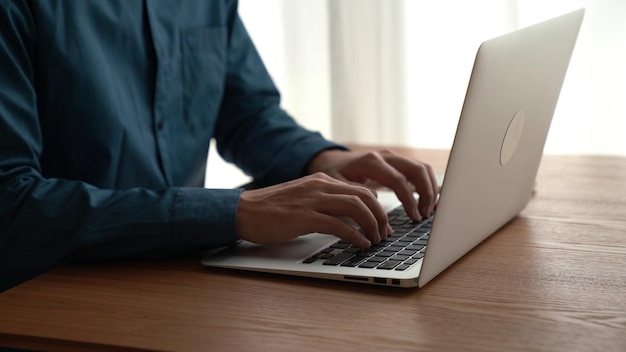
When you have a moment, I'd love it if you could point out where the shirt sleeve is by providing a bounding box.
[0,3,240,291]
[214,13,346,187]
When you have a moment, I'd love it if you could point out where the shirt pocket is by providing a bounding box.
[181,26,227,130]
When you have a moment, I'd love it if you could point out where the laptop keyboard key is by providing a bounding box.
[340,255,368,267]
[377,260,402,270]
[390,254,410,262]
[367,256,386,262]
[395,264,411,271]
[358,261,380,268]
[303,256,318,264]
[375,251,394,258]
[330,241,351,249]
[323,252,354,266]
[406,244,425,251]
[412,252,425,260]
[398,249,417,256]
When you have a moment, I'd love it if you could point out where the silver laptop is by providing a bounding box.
[202,9,584,288]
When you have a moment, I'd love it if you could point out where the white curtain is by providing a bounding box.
[206,0,626,187]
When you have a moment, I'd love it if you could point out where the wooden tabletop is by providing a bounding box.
[1,147,625,352]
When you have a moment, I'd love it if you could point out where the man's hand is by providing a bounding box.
[236,173,392,249]
[307,149,439,222]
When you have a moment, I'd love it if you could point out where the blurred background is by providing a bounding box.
[206,0,626,187]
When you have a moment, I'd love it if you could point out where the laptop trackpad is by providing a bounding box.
[204,233,335,263]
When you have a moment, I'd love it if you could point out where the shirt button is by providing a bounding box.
[157,120,164,131]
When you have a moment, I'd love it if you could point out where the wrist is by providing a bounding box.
[305,149,350,174]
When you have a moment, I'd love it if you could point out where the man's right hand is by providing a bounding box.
[235,173,392,248]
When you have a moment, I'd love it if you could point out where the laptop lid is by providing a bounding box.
[418,8,584,287]
[202,9,584,288]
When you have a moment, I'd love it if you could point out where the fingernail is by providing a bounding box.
[386,223,393,235]
[412,209,422,222]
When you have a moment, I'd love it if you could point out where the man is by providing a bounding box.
[0,0,438,291]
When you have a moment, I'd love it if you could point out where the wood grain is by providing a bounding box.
[1,148,625,351]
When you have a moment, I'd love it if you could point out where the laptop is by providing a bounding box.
[202,9,584,288]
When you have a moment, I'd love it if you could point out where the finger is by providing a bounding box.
[305,173,388,238]
[426,164,440,212]
[407,163,437,217]
[346,152,421,221]
[381,154,437,218]
[316,192,388,243]
[311,213,372,249]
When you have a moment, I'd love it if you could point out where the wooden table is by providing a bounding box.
[1,147,625,351]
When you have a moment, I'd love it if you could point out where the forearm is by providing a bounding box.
[217,106,344,186]
[213,13,345,186]
[0,169,241,291]
[305,149,355,175]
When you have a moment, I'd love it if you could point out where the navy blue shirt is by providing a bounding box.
[0,0,341,290]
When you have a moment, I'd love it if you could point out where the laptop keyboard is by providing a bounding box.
[302,206,433,271]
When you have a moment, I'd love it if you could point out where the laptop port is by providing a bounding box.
[344,276,368,282]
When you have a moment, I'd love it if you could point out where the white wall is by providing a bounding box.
[403,0,625,156]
